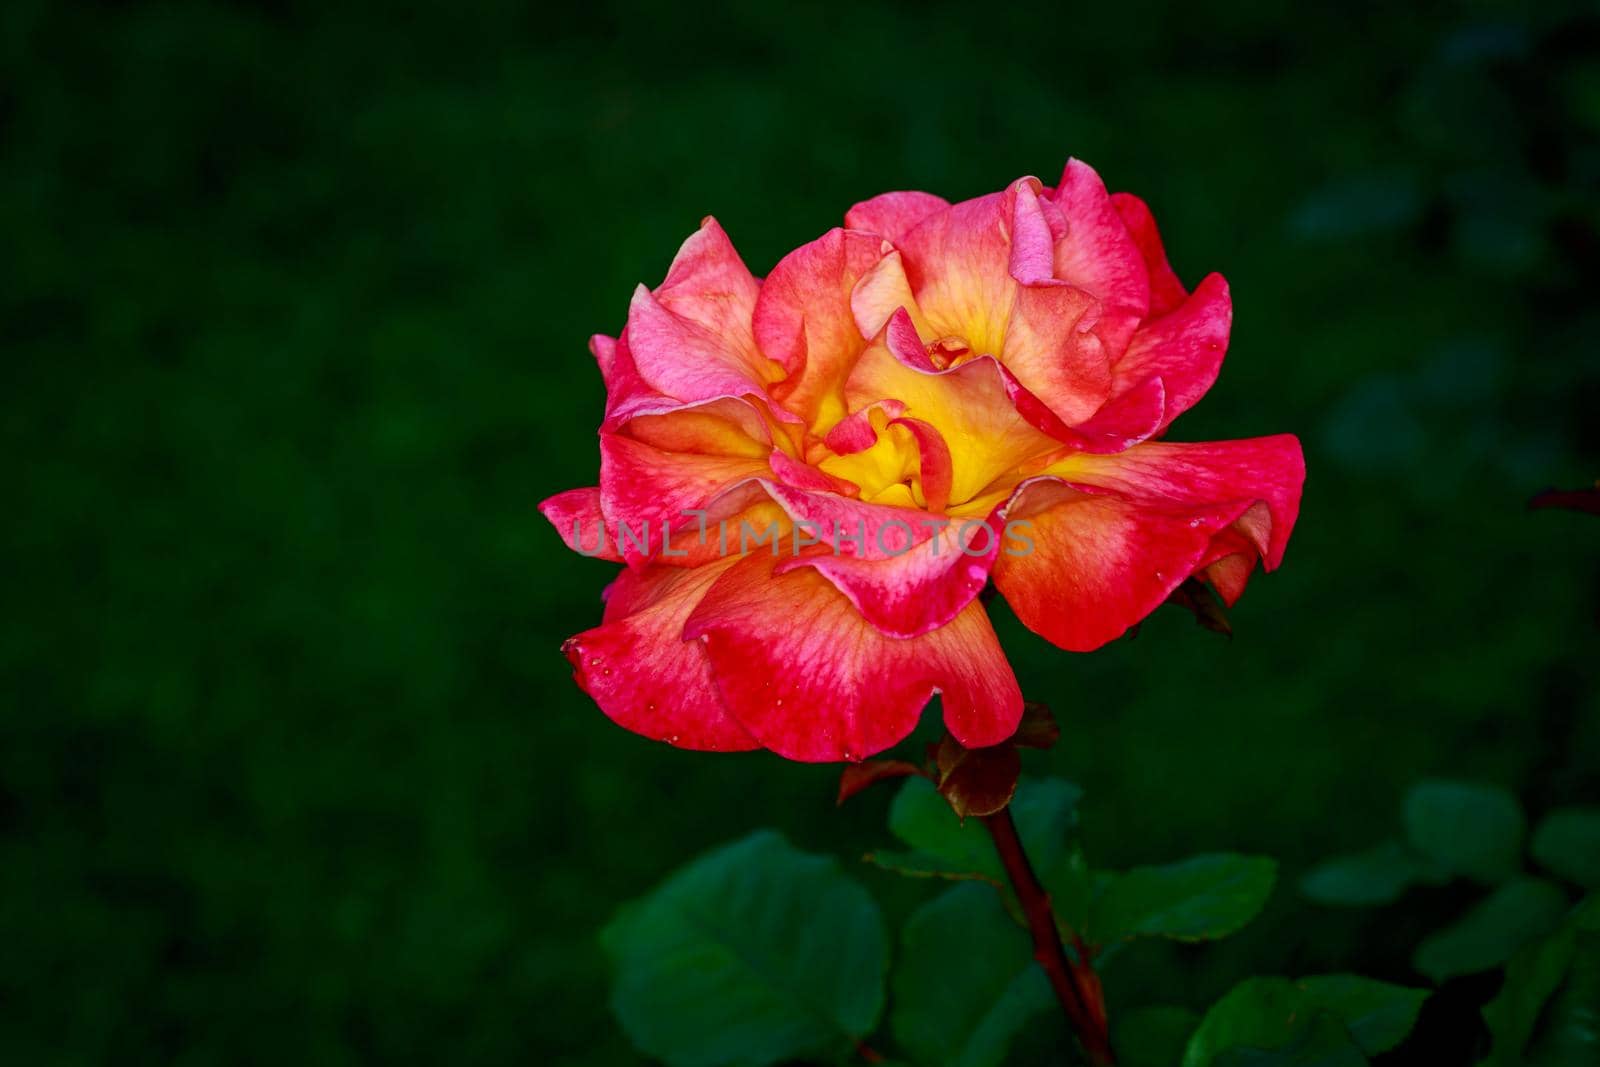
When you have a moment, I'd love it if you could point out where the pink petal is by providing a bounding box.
[563,559,757,751]
[849,249,932,343]
[777,515,998,638]
[896,192,1015,355]
[538,486,623,562]
[1002,280,1114,425]
[599,433,770,565]
[1007,178,1059,285]
[1109,272,1230,436]
[685,554,1022,761]
[623,219,788,412]
[888,416,953,513]
[822,400,907,454]
[589,333,618,388]
[844,190,951,245]
[768,449,860,497]
[756,228,890,426]
[1067,435,1305,569]
[758,480,935,559]
[1047,160,1151,357]
[1110,191,1188,316]
[992,481,1241,651]
[622,396,773,457]
[991,434,1305,650]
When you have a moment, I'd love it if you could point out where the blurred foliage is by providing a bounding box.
[2,0,1598,1064]
[613,776,1303,1066]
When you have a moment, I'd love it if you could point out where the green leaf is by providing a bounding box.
[1090,853,1277,943]
[888,777,1008,880]
[1532,808,1600,889]
[1184,975,1429,1067]
[1413,876,1570,982]
[1116,1005,1201,1067]
[1482,895,1600,1065]
[884,776,1082,885]
[1294,975,1429,1055]
[1525,928,1600,1066]
[862,848,1002,886]
[1211,1016,1367,1067]
[890,883,1054,1067]
[1182,979,1337,1067]
[601,830,888,1067]
[1403,780,1525,884]
[1300,839,1445,907]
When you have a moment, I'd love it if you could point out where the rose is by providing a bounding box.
[541,159,1305,762]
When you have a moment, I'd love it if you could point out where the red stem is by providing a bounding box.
[983,807,1115,1066]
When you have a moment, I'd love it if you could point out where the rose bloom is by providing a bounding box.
[541,160,1304,762]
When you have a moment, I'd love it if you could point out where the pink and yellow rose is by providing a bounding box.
[541,159,1304,762]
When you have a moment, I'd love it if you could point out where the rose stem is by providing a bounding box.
[982,806,1115,1066]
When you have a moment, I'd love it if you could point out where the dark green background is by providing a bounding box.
[4,1,1597,1063]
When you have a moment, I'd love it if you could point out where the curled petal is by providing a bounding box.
[779,512,1000,638]
[1110,191,1188,316]
[589,333,618,388]
[539,487,623,562]
[624,396,773,458]
[1110,272,1231,435]
[889,416,953,513]
[994,434,1306,650]
[1007,177,1059,285]
[685,554,1022,760]
[757,228,890,427]
[1002,281,1113,425]
[563,560,756,751]
[599,434,770,564]
[844,190,951,245]
[896,192,1016,354]
[1057,375,1167,452]
[850,249,933,343]
[601,329,680,428]
[759,480,934,559]
[769,449,860,497]
[822,400,907,454]
[992,481,1242,651]
[847,328,1062,506]
[1065,436,1305,569]
[623,219,790,413]
[1196,525,1260,606]
[1047,160,1151,357]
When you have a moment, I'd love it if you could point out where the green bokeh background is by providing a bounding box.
[4,1,1598,1063]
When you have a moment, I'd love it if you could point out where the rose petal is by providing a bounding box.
[849,249,934,343]
[896,192,1016,355]
[993,434,1305,649]
[844,190,951,245]
[623,219,788,411]
[1002,280,1113,425]
[685,554,1022,760]
[1109,272,1231,435]
[889,416,953,513]
[757,228,890,428]
[563,559,756,751]
[778,513,998,638]
[846,322,1063,506]
[1064,435,1305,569]
[992,481,1242,651]
[1110,191,1188,316]
[599,434,770,564]
[538,486,624,562]
[1046,160,1151,357]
